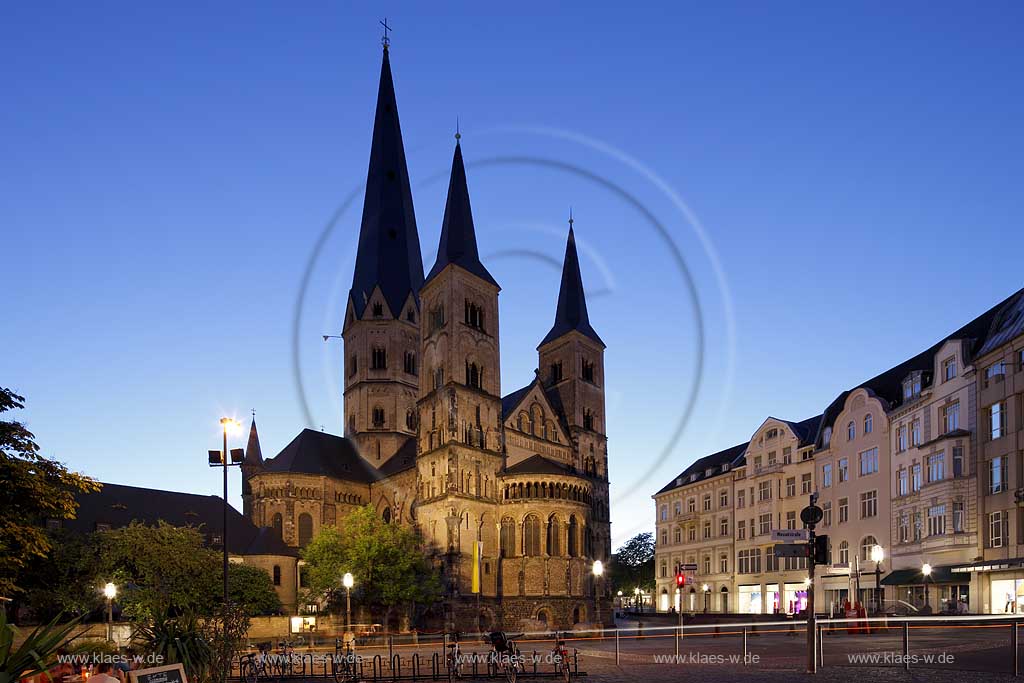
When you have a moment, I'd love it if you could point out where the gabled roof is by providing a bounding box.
[424,141,498,288]
[503,454,574,476]
[977,288,1024,358]
[655,442,748,496]
[263,429,379,483]
[501,377,572,438]
[539,226,604,348]
[815,287,1024,446]
[780,415,823,448]
[376,437,418,477]
[245,526,298,557]
[349,47,424,319]
[67,482,279,556]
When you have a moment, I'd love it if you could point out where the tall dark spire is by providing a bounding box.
[424,140,499,288]
[538,223,605,347]
[244,417,264,466]
[349,46,424,318]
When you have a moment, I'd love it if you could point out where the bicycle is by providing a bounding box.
[239,642,274,683]
[332,637,358,683]
[445,631,463,679]
[488,631,524,683]
[551,632,571,682]
[275,639,303,679]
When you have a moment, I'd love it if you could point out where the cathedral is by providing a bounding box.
[241,41,612,631]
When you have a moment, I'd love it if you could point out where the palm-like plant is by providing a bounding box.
[0,610,82,683]
[132,612,214,683]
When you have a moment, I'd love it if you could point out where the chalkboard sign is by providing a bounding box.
[129,663,188,683]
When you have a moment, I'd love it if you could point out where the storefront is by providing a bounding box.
[881,565,968,614]
[738,584,763,614]
[952,559,1024,614]
[783,582,810,614]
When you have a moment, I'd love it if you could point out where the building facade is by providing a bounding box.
[243,43,611,631]
[654,288,1024,616]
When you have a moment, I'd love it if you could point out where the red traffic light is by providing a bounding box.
[675,573,685,587]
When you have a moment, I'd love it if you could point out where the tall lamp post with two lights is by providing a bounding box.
[208,417,244,604]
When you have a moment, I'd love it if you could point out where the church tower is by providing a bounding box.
[416,138,504,610]
[342,44,424,466]
[537,223,611,559]
[241,416,264,520]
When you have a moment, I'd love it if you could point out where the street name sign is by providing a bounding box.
[771,529,810,542]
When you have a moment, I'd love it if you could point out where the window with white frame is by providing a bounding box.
[785,477,796,497]
[720,517,729,536]
[839,497,849,523]
[986,361,1007,382]
[847,421,856,441]
[911,420,921,446]
[990,510,1007,548]
[786,510,797,530]
[913,512,922,541]
[758,513,771,536]
[860,535,878,561]
[660,505,667,521]
[703,494,712,511]
[688,526,696,542]
[989,456,1008,494]
[674,528,681,544]
[822,463,833,488]
[897,468,908,496]
[990,402,1006,440]
[674,501,682,516]
[660,529,667,545]
[720,554,728,573]
[703,520,712,539]
[953,447,964,477]
[927,505,946,536]
[860,490,878,518]
[953,500,964,532]
[859,448,879,476]
[737,520,746,540]
[703,555,712,575]
[823,501,832,527]
[911,464,922,492]
[688,497,696,512]
[801,472,812,494]
[838,541,849,564]
[758,480,772,502]
[838,458,849,482]
[864,413,873,434]
[899,513,909,543]
[737,489,745,508]
[738,548,760,574]
[898,425,908,452]
[720,489,728,507]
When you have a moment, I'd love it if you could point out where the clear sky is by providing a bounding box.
[4,2,1023,547]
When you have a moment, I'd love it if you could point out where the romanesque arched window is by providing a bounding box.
[466,362,481,389]
[372,406,385,428]
[500,517,516,557]
[523,515,541,556]
[298,513,313,547]
[382,507,392,524]
[547,515,561,556]
[272,513,283,540]
[272,565,281,586]
[568,515,579,557]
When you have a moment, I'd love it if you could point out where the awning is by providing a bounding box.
[951,558,1024,574]
[880,565,958,586]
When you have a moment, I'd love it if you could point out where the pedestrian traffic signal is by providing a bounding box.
[813,534,830,565]
[675,571,686,587]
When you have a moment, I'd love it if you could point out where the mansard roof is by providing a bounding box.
[349,47,424,319]
[814,286,1024,446]
[424,141,498,288]
[539,226,604,348]
[780,415,823,447]
[68,482,295,556]
[977,288,1024,358]
[503,453,574,476]
[655,441,748,496]
[263,429,379,483]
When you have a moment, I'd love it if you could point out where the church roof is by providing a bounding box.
[424,141,499,288]
[376,437,418,477]
[539,226,604,348]
[263,429,379,483]
[244,525,298,557]
[67,482,291,556]
[349,46,424,319]
[244,418,264,466]
[503,454,575,476]
[501,378,573,438]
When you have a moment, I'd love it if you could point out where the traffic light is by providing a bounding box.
[675,571,686,587]
[813,534,830,565]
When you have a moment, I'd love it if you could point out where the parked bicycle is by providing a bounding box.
[332,637,358,683]
[445,631,463,679]
[488,631,524,683]
[239,642,276,683]
[551,632,571,682]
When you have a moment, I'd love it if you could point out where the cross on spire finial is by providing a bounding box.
[455,116,461,141]
[380,18,392,50]
[568,206,574,228]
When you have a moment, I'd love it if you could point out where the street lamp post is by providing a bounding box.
[343,572,354,639]
[207,418,243,605]
[871,545,885,616]
[592,560,604,626]
[702,584,710,613]
[103,582,117,642]
[922,563,932,611]
[634,587,642,614]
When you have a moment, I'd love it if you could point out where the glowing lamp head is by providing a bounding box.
[103,582,117,599]
[922,563,932,576]
[592,560,604,577]
[702,583,709,592]
[871,544,884,563]
[804,577,812,588]
[343,572,354,589]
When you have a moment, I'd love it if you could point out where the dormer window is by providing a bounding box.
[822,426,832,448]
[903,373,922,401]
[721,463,730,472]
[372,302,383,318]
[943,356,957,382]
[406,309,416,323]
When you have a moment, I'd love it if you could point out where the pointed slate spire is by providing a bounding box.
[424,140,499,288]
[244,418,264,466]
[538,223,605,347]
[349,46,424,318]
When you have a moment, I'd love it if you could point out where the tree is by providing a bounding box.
[94,521,279,619]
[19,529,102,620]
[610,532,655,593]
[0,387,99,599]
[301,506,441,624]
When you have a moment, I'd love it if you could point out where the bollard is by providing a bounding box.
[742,627,748,666]
[817,623,824,669]
[902,621,910,671]
[675,624,680,656]
[615,628,620,665]
[1014,620,1019,677]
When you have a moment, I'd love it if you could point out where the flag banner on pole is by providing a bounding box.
[471,541,481,594]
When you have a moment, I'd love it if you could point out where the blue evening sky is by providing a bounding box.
[4,2,1022,546]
